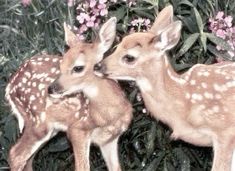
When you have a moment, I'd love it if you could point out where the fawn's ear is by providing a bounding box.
[98,17,117,54]
[64,23,79,47]
[154,21,182,51]
[150,5,174,35]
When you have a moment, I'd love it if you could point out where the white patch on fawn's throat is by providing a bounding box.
[83,84,99,98]
[137,77,152,92]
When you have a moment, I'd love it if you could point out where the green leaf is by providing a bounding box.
[173,148,191,171]
[193,7,204,33]
[207,44,235,61]
[177,16,198,33]
[142,0,159,7]
[200,32,207,52]
[206,33,234,52]
[178,0,194,7]
[144,151,165,171]
[109,6,126,22]
[177,33,199,57]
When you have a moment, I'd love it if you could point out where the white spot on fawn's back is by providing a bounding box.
[52,58,58,62]
[38,83,45,90]
[30,95,36,101]
[22,77,27,83]
[51,68,57,73]
[40,112,46,122]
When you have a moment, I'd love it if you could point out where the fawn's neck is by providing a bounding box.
[137,55,187,127]
[83,75,125,106]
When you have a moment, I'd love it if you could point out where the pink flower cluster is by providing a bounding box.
[130,18,151,32]
[21,0,32,7]
[209,11,235,58]
[74,0,137,39]
[74,0,111,40]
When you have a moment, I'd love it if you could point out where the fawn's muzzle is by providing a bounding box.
[94,62,107,74]
[48,81,63,95]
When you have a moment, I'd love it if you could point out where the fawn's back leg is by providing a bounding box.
[23,154,35,171]
[8,123,54,171]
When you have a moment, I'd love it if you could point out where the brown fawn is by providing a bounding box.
[6,17,132,171]
[96,5,235,171]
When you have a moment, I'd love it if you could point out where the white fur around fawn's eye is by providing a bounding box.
[127,48,140,58]
[74,57,85,66]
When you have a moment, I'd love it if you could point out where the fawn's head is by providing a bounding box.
[48,17,117,98]
[98,5,182,80]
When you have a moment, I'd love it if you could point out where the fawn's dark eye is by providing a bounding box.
[122,55,136,64]
[72,66,84,73]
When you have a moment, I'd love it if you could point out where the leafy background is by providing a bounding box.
[0,0,235,170]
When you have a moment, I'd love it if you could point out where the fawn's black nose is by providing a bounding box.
[48,82,62,95]
[94,62,107,74]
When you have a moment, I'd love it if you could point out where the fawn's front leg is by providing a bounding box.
[211,136,235,171]
[23,154,35,171]
[67,128,91,171]
[100,136,121,171]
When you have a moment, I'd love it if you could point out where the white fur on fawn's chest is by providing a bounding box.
[137,77,153,92]
[84,85,99,98]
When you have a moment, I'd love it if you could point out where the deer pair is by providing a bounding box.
[6,4,235,171]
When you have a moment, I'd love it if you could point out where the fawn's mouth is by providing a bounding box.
[94,70,109,78]
[102,72,136,81]
[48,93,63,99]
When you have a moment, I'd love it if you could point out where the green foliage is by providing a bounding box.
[0,0,234,170]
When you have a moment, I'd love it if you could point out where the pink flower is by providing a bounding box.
[216,11,224,20]
[92,8,100,16]
[85,15,96,27]
[76,13,88,24]
[79,25,88,33]
[130,17,151,32]
[99,0,107,4]
[98,4,108,16]
[94,18,101,28]
[67,0,74,7]
[209,11,235,59]
[21,0,31,7]
[131,19,139,26]
[144,19,151,26]
[216,29,226,39]
[224,16,233,27]
[228,51,235,57]
[77,34,85,40]
[89,0,96,8]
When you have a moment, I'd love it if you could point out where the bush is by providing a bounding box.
[0,0,234,170]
